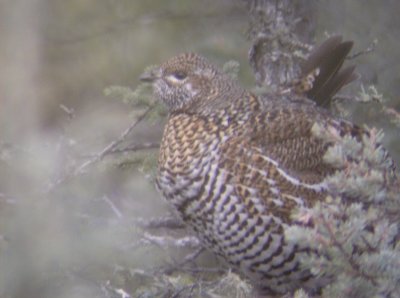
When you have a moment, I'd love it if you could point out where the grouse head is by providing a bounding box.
[140,53,244,113]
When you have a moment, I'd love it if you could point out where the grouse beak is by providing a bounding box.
[140,67,161,83]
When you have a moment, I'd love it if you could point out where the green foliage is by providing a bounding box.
[222,60,240,80]
[104,75,167,125]
[290,121,400,298]
[104,65,160,109]
[312,123,393,201]
[101,81,163,182]
[104,84,154,107]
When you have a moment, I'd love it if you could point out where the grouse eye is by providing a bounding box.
[173,71,187,80]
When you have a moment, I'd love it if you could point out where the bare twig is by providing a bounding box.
[142,232,200,249]
[181,247,205,265]
[59,104,75,119]
[102,196,123,219]
[347,39,377,60]
[162,247,206,275]
[382,107,400,126]
[106,142,160,155]
[179,266,226,274]
[134,216,185,230]
[72,106,154,174]
[0,192,17,205]
[171,283,197,298]
[46,105,155,192]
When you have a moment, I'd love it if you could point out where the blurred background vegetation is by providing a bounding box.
[0,1,399,297]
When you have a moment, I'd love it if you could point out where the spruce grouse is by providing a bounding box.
[140,36,391,294]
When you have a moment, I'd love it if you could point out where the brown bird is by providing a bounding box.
[140,37,390,295]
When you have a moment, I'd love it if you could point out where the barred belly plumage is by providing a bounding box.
[156,128,314,293]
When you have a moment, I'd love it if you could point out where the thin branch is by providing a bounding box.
[347,39,377,60]
[106,142,160,155]
[102,195,123,219]
[59,104,75,119]
[181,247,205,265]
[46,105,155,192]
[134,216,186,230]
[160,247,226,281]
[0,192,17,205]
[162,247,206,275]
[179,266,226,274]
[73,106,154,173]
[142,232,200,249]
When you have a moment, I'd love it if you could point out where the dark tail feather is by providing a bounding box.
[301,36,358,106]
[315,65,359,107]
[301,36,344,75]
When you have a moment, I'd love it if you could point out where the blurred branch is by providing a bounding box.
[382,107,400,127]
[0,192,17,205]
[134,216,185,230]
[347,39,377,60]
[106,142,160,155]
[102,195,123,219]
[163,247,206,274]
[140,233,200,249]
[59,104,75,120]
[46,105,155,192]
[71,106,154,172]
